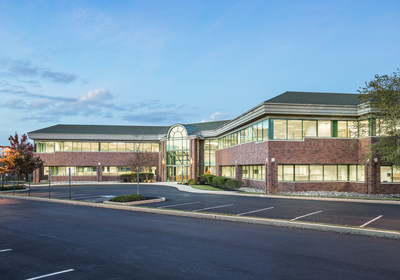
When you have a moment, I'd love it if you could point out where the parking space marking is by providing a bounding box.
[237,207,274,216]
[291,210,323,221]
[193,204,234,212]
[0,249,12,253]
[360,215,383,228]
[26,269,74,280]
[158,201,200,208]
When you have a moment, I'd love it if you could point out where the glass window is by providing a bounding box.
[81,142,91,152]
[393,167,400,183]
[295,165,309,181]
[256,123,263,142]
[303,120,317,138]
[72,142,81,152]
[380,166,392,183]
[100,142,108,152]
[55,142,63,152]
[337,121,348,138]
[337,165,348,181]
[349,165,357,181]
[64,142,73,152]
[359,120,369,138]
[108,142,117,152]
[91,142,99,152]
[357,165,365,182]
[221,166,235,178]
[117,142,126,152]
[288,120,302,140]
[262,120,269,141]
[45,142,55,153]
[277,165,283,181]
[283,165,294,181]
[310,165,323,181]
[324,165,337,181]
[273,120,287,139]
[318,121,331,137]
[348,121,358,138]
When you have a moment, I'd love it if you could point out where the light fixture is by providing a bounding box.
[271,158,276,162]
[190,158,193,165]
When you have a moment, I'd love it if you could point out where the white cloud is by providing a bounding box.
[201,111,230,122]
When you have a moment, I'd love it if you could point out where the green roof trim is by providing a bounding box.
[265,91,360,106]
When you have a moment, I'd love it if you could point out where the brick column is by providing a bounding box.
[97,164,102,182]
[235,163,242,181]
[266,159,277,194]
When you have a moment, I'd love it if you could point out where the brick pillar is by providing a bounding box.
[97,164,102,182]
[33,168,40,183]
[235,163,242,181]
[266,159,277,194]
[367,159,380,194]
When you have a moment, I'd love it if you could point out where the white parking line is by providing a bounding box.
[193,204,234,212]
[291,210,323,221]
[158,201,200,208]
[360,215,383,228]
[0,249,12,253]
[237,207,274,216]
[25,269,74,280]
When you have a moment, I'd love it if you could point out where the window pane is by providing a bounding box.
[262,120,269,140]
[357,165,365,182]
[303,120,317,138]
[324,165,337,181]
[273,120,287,139]
[283,165,294,181]
[349,165,357,181]
[55,142,63,152]
[100,142,108,152]
[359,120,369,138]
[310,165,323,181]
[81,142,91,152]
[91,142,99,152]
[288,120,302,140]
[117,142,126,152]
[257,123,263,142]
[45,142,55,153]
[108,142,117,152]
[337,165,348,181]
[393,167,400,183]
[295,165,309,181]
[337,121,348,138]
[64,142,73,152]
[380,166,392,182]
[277,165,283,181]
[72,142,81,152]
[349,121,358,138]
[318,121,331,137]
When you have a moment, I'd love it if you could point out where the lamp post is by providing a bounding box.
[136,145,140,195]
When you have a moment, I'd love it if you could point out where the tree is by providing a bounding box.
[0,133,43,185]
[358,70,400,167]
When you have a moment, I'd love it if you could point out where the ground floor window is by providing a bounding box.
[242,165,265,180]
[204,166,216,175]
[102,166,131,176]
[221,166,235,178]
[381,166,400,183]
[278,164,365,182]
[44,166,97,176]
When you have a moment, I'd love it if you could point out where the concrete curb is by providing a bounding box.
[1,194,399,240]
[103,197,166,206]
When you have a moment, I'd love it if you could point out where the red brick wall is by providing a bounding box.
[277,182,366,193]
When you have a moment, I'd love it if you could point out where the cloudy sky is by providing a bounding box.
[0,0,399,145]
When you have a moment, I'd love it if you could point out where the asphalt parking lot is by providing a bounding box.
[10,183,400,232]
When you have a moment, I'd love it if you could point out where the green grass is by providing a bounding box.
[191,184,224,191]
[109,194,146,202]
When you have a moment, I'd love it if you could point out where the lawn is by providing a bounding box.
[190,185,224,191]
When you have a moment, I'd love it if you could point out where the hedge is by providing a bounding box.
[117,172,154,182]
[110,194,146,202]
[198,174,244,191]
[199,174,216,185]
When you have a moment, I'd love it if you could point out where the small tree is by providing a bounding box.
[358,70,400,167]
[0,133,43,185]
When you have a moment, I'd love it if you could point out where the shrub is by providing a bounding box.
[199,174,216,185]
[117,173,154,182]
[110,194,146,202]
[224,179,244,190]
[211,176,229,189]
[188,178,197,185]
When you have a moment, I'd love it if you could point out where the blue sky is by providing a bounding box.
[0,0,399,145]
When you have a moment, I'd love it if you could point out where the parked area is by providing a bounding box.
[2,198,400,279]
[8,183,400,232]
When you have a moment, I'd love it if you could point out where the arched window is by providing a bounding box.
[166,125,190,181]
